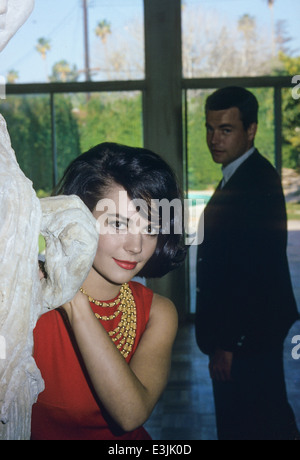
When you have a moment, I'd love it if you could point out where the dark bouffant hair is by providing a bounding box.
[53,142,187,278]
[205,86,259,130]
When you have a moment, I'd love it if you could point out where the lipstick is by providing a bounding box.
[113,259,138,270]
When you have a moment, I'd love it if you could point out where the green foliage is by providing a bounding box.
[36,37,51,59]
[187,90,221,190]
[50,60,79,83]
[186,88,276,190]
[286,202,300,220]
[0,92,142,192]
[251,88,275,165]
[0,94,81,193]
[36,189,50,198]
[95,20,112,44]
[0,82,298,195]
[1,95,53,191]
[77,93,143,154]
[282,89,300,170]
[54,95,81,180]
[275,54,300,170]
[275,52,300,76]
[39,234,46,253]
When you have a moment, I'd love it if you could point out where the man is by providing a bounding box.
[195,86,300,440]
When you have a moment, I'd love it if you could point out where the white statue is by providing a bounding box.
[0,0,35,51]
[0,1,99,439]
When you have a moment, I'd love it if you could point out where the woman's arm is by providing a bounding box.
[63,291,178,432]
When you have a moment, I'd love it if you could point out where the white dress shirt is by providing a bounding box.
[221,146,256,189]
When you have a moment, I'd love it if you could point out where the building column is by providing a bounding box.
[143,0,189,321]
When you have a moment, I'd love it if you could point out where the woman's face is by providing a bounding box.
[92,183,158,285]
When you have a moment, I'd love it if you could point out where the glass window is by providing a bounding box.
[1,91,143,194]
[74,91,143,152]
[55,91,143,184]
[182,0,300,78]
[282,86,300,221]
[186,87,276,313]
[1,0,145,84]
[1,94,53,193]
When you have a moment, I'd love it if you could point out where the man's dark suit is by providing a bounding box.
[196,150,300,439]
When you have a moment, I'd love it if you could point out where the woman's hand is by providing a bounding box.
[59,290,178,432]
[61,289,91,324]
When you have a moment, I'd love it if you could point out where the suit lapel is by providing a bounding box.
[221,149,260,191]
[202,151,262,235]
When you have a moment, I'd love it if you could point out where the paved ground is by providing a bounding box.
[144,220,300,440]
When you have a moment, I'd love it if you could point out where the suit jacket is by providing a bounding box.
[195,150,299,356]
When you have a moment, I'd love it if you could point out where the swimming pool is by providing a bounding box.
[187,191,213,205]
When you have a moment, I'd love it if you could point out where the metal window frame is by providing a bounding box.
[182,76,292,177]
[4,0,294,319]
[6,75,291,186]
[6,75,292,320]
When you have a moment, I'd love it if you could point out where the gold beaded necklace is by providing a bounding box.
[79,283,137,359]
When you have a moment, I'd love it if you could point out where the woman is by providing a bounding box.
[31,142,187,440]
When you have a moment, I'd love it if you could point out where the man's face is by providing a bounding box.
[205,107,257,167]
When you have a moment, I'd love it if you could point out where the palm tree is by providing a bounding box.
[238,15,256,70]
[6,69,19,84]
[36,37,51,81]
[264,0,276,56]
[238,14,256,41]
[95,20,112,44]
[36,37,51,60]
[50,60,79,82]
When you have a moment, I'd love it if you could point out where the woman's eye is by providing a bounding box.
[142,225,160,236]
[110,220,127,231]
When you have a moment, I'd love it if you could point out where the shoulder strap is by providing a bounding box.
[56,306,72,333]
[56,307,85,369]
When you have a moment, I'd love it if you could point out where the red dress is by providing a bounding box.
[31,281,153,440]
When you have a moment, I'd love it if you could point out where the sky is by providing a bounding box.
[0,0,299,83]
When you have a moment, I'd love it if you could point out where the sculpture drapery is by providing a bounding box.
[0,1,99,439]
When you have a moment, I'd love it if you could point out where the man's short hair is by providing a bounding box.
[205,86,259,130]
